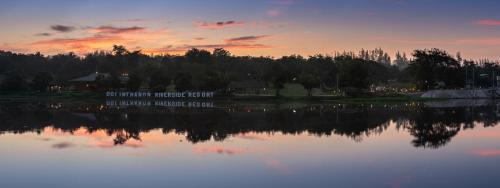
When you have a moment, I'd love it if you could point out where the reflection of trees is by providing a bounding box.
[399,106,499,149]
[0,102,499,149]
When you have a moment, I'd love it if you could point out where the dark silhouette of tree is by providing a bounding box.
[1,71,28,91]
[112,45,128,56]
[32,72,53,92]
[265,63,287,96]
[300,73,320,97]
[126,72,142,91]
[339,59,369,89]
[1,46,495,93]
[149,70,171,92]
[213,48,231,58]
[409,49,462,90]
[185,48,212,64]
[174,72,193,92]
[198,71,228,91]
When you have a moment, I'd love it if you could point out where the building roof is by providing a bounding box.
[228,80,267,89]
[69,72,110,82]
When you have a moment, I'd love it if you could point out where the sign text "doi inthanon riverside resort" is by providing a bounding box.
[106,91,215,99]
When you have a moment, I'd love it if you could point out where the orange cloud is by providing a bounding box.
[30,34,126,54]
[144,43,270,55]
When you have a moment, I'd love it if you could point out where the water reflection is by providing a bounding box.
[1,100,498,149]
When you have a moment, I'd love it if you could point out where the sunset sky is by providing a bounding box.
[1,0,500,60]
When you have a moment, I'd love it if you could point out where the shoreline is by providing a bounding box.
[0,91,441,104]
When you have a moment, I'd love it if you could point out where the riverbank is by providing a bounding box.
[0,91,438,104]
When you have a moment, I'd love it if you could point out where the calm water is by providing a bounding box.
[1,100,500,188]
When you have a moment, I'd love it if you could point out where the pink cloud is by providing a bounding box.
[473,149,500,157]
[267,8,282,17]
[265,159,293,175]
[455,38,500,45]
[475,19,500,26]
[380,37,500,46]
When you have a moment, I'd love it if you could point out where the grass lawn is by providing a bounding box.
[279,83,308,97]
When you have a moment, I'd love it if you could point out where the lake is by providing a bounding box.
[1,100,499,188]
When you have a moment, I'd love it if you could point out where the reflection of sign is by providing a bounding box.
[106,100,214,108]
[106,91,215,98]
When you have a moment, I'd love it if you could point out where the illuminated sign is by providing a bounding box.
[106,91,215,98]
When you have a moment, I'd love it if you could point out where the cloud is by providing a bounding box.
[194,20,245,29]
[267,0,296,17]
[475,19,500,26]
[194,37,206,41]
[379,36,500,46]
[473,149,500,157]
[90,26,146,34]
[52,142,76,149]
[144,43,270,54]
[32,35,123,46]
[225,35,270,43]
[265,159,293,175]
[267,8,282,17]
[37,137,53,141]
[146,34,270,54]
[31,34,125,54]
[454,38,500,46]
[35,33,52,37]
[235,133,269,141]
[50,25,76,32]
[193,146,248,155]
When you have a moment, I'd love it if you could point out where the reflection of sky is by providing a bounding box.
[1,123,500,188]
[1,0,500,59]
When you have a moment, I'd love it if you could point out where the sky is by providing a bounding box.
[1,0,500,60]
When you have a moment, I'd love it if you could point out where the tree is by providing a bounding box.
[32,72,53,92]
[213,48,231,58]
[127,72,142,91]
[149,70,171,92]
[339,60,369,89]
[108,73,123,90]
[265,63,287,96]
[198,71,227,91]
[185,48,212,64]
[408,49,461,90]
[112,45,128,56]
[300,73,320,97]
[393,51,410,70]
[174,72,193,92]
[1,72,28,91]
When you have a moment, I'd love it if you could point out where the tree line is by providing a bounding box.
[0,46,499,95]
